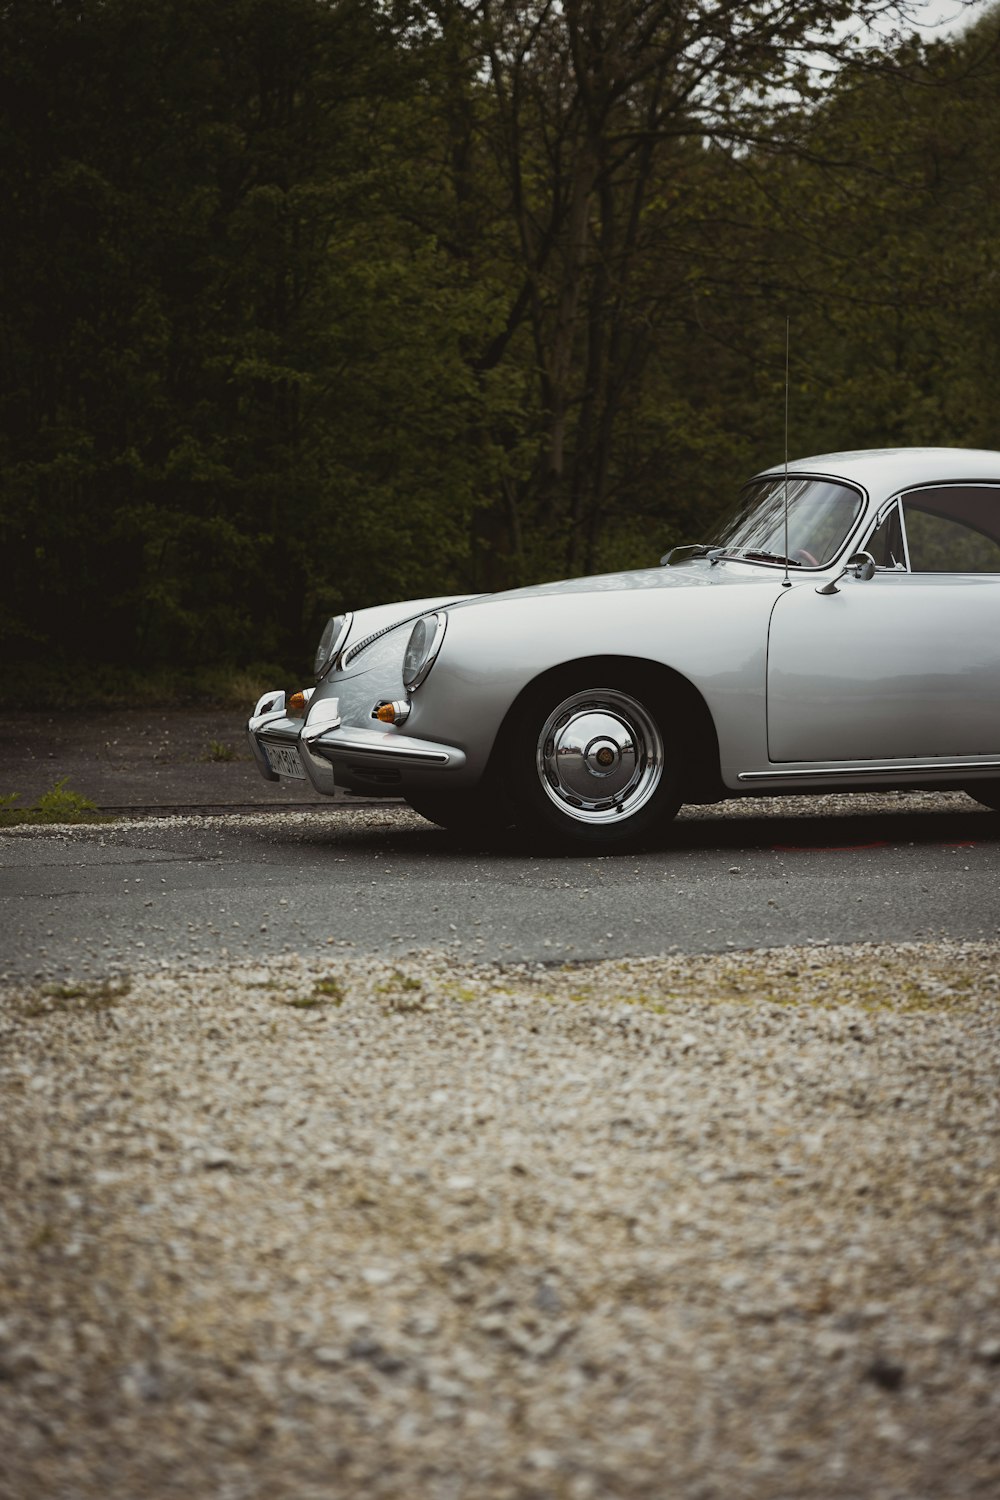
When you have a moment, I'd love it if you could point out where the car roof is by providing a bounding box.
[757,447,1000,502]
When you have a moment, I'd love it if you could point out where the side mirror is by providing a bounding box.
[816,550,877,596]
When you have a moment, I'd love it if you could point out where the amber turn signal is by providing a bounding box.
[372,699,411,726]
[287,691,307,717]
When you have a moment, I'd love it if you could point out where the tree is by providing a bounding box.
[416,0,973,579]
[680,4,1000,467]
[1,0,993,681]
[0,0,503,668]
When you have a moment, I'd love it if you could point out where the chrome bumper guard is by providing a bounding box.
[247,689,465,796]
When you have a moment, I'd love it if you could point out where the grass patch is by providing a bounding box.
[486,949,994,1019]
[377,970,430,1012]
[378,971,423,994]
[18,976,132,1017]
[203,739,241,763]
[0,778,106,827]
[287,976,346,1009]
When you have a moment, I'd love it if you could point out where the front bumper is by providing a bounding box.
[247,690,466,798]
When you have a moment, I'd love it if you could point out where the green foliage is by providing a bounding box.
[287,976,346,1008]
[676,5,1000,470]
[203,740,241,763]
[0,779,102,826]
[34,779,98,821]
[0,662,287,711]
[1,0,998,677]
[18,976,131,1017]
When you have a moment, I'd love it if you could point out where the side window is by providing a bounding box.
[901,486,1000,573]
[866,503,905,569]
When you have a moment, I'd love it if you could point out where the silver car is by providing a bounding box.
[248,447,1000,848]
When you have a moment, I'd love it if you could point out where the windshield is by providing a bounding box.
[706,476,864,568]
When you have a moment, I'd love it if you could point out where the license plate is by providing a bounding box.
[264,742,305,780]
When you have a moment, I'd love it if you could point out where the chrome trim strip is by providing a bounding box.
[342,606,445,670]
[738,759,1000,784]
[321,732,452,765]
[307,723,464,767]
[250,710,461,779]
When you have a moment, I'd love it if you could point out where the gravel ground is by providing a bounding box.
[2,934,999,1499]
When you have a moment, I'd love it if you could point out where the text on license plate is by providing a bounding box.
[265,742,305,780]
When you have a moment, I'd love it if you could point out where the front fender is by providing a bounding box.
[403,583,782,783]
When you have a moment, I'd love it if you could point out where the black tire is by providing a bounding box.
[966,781,1000,813]
[504,665,683,850]
[405,787,511,832]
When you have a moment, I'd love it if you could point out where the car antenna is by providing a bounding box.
[782,316,792,588]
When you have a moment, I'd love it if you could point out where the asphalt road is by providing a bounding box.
[2,795,999,983]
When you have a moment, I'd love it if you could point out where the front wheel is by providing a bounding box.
[405,787,511,833]
[506,671,682,850]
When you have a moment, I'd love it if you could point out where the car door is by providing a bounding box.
[765,484,1000,764]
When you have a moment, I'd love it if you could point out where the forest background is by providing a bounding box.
[2,0,998,700]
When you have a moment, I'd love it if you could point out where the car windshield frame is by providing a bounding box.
[705,474,866,569]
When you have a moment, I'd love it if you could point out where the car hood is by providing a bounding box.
[329,561,780,686]
[452,559,779,610]
[355,563,784,651]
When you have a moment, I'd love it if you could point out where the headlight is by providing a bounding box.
[402,611,447,690]
[314,612,353,680]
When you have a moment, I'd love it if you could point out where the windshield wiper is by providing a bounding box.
[660,544,728,566]
[735,550,802,567]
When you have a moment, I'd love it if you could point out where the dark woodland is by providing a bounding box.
[2,0,998,686]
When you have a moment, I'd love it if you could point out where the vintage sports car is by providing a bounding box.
[248,447,1000,848]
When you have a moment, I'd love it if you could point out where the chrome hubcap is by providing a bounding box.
[536,689,664,825]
